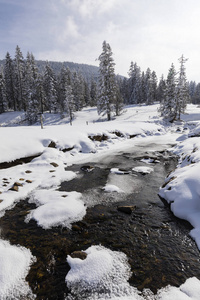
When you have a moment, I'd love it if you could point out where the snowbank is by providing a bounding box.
[0,148,77,216]
[0,105,164,164]
[159,130,200,249]
[0,239,35,299]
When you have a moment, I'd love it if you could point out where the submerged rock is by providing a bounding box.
[117,206,136,214]
[80,165,94,172]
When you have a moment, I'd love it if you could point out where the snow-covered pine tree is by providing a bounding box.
[72,71,85,111]
[57,65,70,114]
[0,67,7,113]
[145,68,154,105]
[128,62,141,104]
[97,41,117,121]
[36,74,46,114]
[157,75,166,103]
[160,63,177,121]
[192,83,200,104]
[151,71,158,102]
[188,81,196,103]
[140,71,146,104]
[176,55,190,120]
[25,52,40,124]
[4,52,15,110]
[90,78,97,106]
[63,83,75,125]
[43,61,58,113]
[114,77,124,116]
[14,45,26,111]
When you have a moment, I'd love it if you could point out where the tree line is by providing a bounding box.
[0,45,99,124]
[0,43,199,124]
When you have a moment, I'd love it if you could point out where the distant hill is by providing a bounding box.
[0,59,99,82]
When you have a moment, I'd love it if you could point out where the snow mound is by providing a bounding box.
[0,240,35,299]
[26,189,86,229]
[159,133,200,250]
[65,245,142,300]
[156,277,200,300]
[132,166,154,174]
[103,184,124,193]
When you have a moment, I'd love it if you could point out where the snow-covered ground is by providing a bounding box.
[1,103,200,299]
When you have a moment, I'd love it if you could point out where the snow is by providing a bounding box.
[159,130,200,249]
[132,166,154,174]
[66,245,200,300]
[26,189,86,229]
[103,184,124,193]
[0,239,35,300]
[66,245,142,300]
[1,104,200,298]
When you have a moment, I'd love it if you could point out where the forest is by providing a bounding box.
[0,43,199,124]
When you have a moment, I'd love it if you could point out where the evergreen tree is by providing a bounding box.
[0,68,7,113]
[193,83,200,104]
[140,71,146,104]
[114,77,124,116]
[145,68,154,105]
[97,41,117,120]
[90,78,97,106]
[57,65,71,113]
[72,71,85,111]
[14,45,26,110]
[43,61,58,113]
[63,83,75,124]
[189,81,196,103]
[176,55,190,119]
[151,71,158,102]
[160,63,177,121]
[157,75,166,103]
[25,52,40,124]
[4,52,15,110]
[128,62,141,104]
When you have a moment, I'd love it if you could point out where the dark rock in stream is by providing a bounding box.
[117,205,136,214]
[70,251,87,260]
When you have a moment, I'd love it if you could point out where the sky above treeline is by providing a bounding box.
[0,0,200,82]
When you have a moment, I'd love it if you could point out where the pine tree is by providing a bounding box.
[25,52,40,124]
[97,41,117,120]
[63,83,75,124]
[72,71,85,111]
[176,55,190,119]
[189,81,196,103]
[151,71,158,102]
[145,68,154,105]
[90,78,97,106]
[193,83,200,104]
[157,75,166,103]
[4,52,15,110]
[0,68,7,113]
[128,62,141,104]
[160,63,177,121]
[43,61,58,113]
[114,77,124,116]
[14,45,26,110]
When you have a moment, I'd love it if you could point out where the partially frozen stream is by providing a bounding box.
[1,139,200,299]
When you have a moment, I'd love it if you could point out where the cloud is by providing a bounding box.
[65,0,117,18]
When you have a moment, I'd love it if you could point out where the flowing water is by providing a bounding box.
[1,143,200,299]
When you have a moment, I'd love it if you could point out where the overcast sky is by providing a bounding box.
[1,0,200,81]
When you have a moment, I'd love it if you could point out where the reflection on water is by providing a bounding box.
[0,149,200,299]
